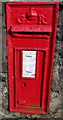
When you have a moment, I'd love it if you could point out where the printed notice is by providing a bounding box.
[22,51,36,78]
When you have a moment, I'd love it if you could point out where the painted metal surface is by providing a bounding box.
[6,2,59,114]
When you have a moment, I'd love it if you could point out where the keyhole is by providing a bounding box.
[24,83,26,87]
[17,101,19,103]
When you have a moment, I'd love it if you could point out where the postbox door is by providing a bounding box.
[13,35,50,108]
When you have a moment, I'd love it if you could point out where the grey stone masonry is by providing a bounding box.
[0,2,2,73]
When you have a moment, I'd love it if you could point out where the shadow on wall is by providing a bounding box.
[2,2,7,73]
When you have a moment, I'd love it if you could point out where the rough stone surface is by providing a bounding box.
[0,1,2,73]
[49,94,61,113]
[0,1,63,119]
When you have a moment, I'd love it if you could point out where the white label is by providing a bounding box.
[22,51,36,78]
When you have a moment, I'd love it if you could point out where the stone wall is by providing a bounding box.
[0,1,63,119]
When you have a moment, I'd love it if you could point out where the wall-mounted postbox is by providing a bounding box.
[6,2,59,114]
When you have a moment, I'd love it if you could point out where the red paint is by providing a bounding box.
[6,2,59,114]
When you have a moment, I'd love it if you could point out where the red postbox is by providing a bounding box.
[6,2,59,114]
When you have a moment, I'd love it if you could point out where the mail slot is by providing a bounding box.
[6,2,59,114]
